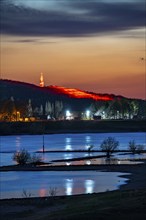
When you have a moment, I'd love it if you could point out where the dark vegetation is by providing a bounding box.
[0,189,146,220]
[0,119,146,135]
[13,149,43,165]
[0,79,146,121]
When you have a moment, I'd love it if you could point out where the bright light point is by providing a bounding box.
[86,110,90,119]
[66,110,73,120]
[66,162,71,166]
[47,115,51,120]
[86,160,91,165]
[66,110,71,117]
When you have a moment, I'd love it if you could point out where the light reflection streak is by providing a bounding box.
[65,179,73,196]
[39,188,47,197]
[65,144,72,150]
[64,153,72,160]
[85,136,91,143]
[85,180,95,194]
[16,136,21,151]
[65,137,72,150]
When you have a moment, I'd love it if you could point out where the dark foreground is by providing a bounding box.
[0,161,146,220]
[0,119,146,135]
[0,188,146,220]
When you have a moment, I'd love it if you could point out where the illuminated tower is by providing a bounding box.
[40,72,44,87]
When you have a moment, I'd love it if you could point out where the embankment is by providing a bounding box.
[0,119,146,135]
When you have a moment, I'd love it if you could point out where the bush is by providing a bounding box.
[100,137,119,158]
[128,140,137,154]
[128,141,145,154]
[13,149,31,165]
[29,154,43,165]
[136,145,145,154]
[13,150,43,165]
[48,187,57,197]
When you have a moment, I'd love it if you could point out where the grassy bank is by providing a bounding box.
[1,188,146,220]
[0,119,146,135]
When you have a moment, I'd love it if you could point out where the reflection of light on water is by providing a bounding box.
[85,145,89,150]
[66,162,71,166]
[86,160,91,165]
[65,137,71,143]
[65,179,73,196]
[65,138,72,150]
[64,153,72,160]
[85,136,91,143]
[16,136,21,150]
[65,144,72,150]
[39,188,47,197]
[85,180,94,194]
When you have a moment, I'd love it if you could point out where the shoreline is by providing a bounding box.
[0,162,146,219]
[0,160,146,192]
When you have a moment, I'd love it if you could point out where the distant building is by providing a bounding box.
[40,72,44,87]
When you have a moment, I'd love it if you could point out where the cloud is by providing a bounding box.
[1,0,145,37]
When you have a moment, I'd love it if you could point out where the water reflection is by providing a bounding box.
[0,133,146,166]
[39,188,47,197]
[65,144,72,151]
[86,160,91,165]
[66,162,71,166]
[65,179,73,195]
[85,180,94,194]
[64,153,73,160]
[65,137,72,151]
[85,136,91,144]
[15,136,21,151]
[0,171,129,199]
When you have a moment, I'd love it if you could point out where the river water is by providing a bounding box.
[0,171,129,199]
[0,132,145,166]
[0,132,145,199]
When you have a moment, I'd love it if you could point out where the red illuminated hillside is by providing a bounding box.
[0,79,123,102]
[47,85,114,101]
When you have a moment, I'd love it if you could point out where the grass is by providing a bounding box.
[1,188,146,219]
[46,189,146,220]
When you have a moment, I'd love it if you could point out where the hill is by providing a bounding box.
[0,79,145,121]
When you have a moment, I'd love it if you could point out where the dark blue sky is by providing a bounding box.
[1,0,145,37]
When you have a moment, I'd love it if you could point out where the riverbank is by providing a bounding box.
[0,119,146,135]
[0,161,146,219]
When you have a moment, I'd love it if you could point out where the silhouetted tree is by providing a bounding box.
[100,137,119,158]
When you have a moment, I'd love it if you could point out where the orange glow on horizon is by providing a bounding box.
[48,85,113,101]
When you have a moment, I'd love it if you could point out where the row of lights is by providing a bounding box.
[66,110,91,120]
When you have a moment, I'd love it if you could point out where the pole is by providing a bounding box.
[43,135,45,153]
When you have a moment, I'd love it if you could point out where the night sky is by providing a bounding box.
[1,0,145,99]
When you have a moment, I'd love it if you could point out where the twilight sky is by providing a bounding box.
[1,0,145,99]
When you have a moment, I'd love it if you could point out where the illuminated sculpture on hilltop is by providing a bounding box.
[40,72,44,87]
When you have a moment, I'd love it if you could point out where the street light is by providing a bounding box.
[66,110,71,120]
[86,110,90,119]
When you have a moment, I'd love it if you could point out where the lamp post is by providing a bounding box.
[42,134,45,153]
